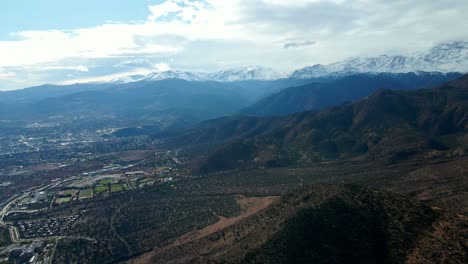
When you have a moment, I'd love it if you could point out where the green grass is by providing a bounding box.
[111,184,123,193]
[95,185,108,193]
[79,189,94,199]
[55,197,71,204]
[98,178,114,185]
[60,189,78,196]
[138,178,155,188]
[140,178,153,183]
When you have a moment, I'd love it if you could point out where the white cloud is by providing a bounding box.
[38,65,89,72]
[59,69,153,85]
[148,0,184,21]
[75,65,89,72]
[0,71,16,79]
[0,23,182,68]
[154,62,171,72]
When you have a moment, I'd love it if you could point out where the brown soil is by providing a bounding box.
[128,196,278,264]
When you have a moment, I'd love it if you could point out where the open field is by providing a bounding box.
[95,185,108,194]
[139,178,153,184]
[55,197,71,204]
[79,189,94,199]
[98,178,114,185]
[60,189,79,196]
[111,184,123,193]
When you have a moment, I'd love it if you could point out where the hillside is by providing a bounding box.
[0,77,316,134]
[132,184,468,264]
[0,80,253,132]
[193,74,468,173]
[159,115,283,146]
[241,72,462,116]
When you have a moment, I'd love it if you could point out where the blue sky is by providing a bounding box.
[0,0,467,90]
[1,0,160,38]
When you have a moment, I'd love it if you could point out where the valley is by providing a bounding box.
[0,47,467,263]
[1,1,468,262]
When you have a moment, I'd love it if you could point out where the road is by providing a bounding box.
[47,239,59,264]
[0,193,26,227]
[4,209,39,216]
[0,178,101,263]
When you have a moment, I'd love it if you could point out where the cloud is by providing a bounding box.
[75,65,89,72]
[154,62,171,71]
[148,1,183,21]
[114,58,155,68]
[0,71,16,79]
[283,41,316,49]
[0,0,468,90]
[38,65,89,72]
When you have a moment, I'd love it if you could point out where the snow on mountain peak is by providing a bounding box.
[207,66,286,82]
[111,41,467,83]
[111,74,147,84]
[111,66,286,84]
[144,70,207,82]
[291,41,468,79]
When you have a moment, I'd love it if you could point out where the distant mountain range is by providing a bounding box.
[241,72,463,116]
[0,41,466,134]
[291,41,468,79]
[108,41,467,84]
[112,66,286,83]
[104,72,462,138]
[0,80,252,127]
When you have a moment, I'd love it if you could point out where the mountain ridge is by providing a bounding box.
[241,72,462,116]
[291,41,468,79]
[94,41,468,85]
[190,74,468,173]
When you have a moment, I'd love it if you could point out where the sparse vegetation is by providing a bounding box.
[141,185,468,264]
[0,70,466,264]
[0,227,11,247]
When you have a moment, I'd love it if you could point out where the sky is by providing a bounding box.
[0,0,467,90]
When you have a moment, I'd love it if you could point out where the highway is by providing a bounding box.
[0,193,25,227]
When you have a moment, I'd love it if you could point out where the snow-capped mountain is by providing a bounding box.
[418,41,468,71]
[113,66,286,84]
[143,70,207,82]
[291,41,468,79]
[110,41,467,83]
[207,66,286,82]
[111,74,147,83]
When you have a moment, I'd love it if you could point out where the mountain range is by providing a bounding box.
[0,41,466,141]
[291,41,468,79]
[112,66,286,83]
[105,72,460,138]
[108,41,468,84]
[0,80,251,127]
[182,74,468,173]
[241,72,462,116]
